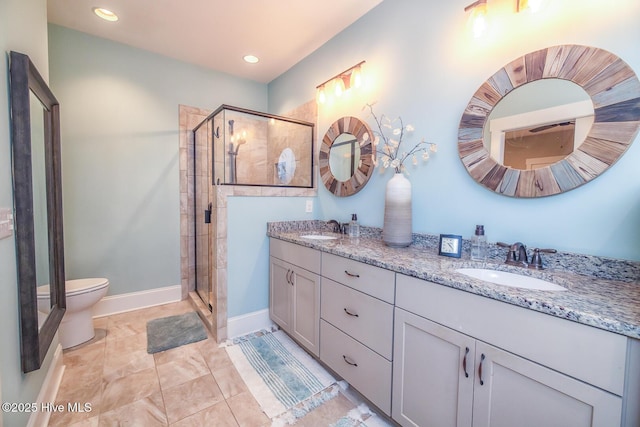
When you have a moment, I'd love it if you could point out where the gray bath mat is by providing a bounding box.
[146,312,208,354]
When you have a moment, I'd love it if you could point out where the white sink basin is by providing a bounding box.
[300,234,338,240]
[456,268,566,291]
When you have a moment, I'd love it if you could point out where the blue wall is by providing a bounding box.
[48,25,268,296]
[268,0,640,261]
[223,0,640,319]
[1,1,59,425]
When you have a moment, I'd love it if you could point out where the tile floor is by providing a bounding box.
[48,301,359,426]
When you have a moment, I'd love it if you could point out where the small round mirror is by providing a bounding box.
[320,116,375,197]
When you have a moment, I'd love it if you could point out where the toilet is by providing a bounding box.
[37,278,109,349]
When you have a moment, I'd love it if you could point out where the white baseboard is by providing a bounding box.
[227,308,274,339]
[92,285,182,318]
[28,344,65,427]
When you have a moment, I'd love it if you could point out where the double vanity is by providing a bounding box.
[267,221,640,427]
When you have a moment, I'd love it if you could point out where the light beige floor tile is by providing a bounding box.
[105,330,148,354]
[51,364,103,427]
[156,351,210,390]
[170,400,238,427]
[103,347,155,382]
[212,364,248,399]
[163,374,225,424]
[64,416,100,427]
[98,391,167,426]
[62,340,106,370]
[226,391,270,427]
[153,338,206,366]
[199,340,233,371]
[50,302,356,427]
[101,367,161,413]
[105,319,147,341]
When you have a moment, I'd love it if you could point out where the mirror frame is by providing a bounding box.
[458,44,640,197]
[319,116,374,197]
[10,51,66,373]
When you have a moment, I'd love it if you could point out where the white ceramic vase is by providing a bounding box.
[383,173,412,247]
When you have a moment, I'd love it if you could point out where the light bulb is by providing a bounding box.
[470,3,488,38]
[350,66,362,89]
[334,77,346,97]
[316,86,326,104]
[526,0,543,13]
[93,7,118,22]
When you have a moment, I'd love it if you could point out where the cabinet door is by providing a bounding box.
[269,256,292,332]
[473,342,622,427]
[393,308,475,427]
[291,266,320,357]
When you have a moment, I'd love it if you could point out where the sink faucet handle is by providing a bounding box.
[529,248,557,270]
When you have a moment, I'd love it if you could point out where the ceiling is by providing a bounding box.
[47,0,383,84]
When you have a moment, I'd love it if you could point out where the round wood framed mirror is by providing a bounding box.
[319,116,375,197]
[458,44,640,198]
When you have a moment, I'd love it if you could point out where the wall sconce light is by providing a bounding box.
[316,61,366,105]
[464,0,488,38]
[517,0,543,13]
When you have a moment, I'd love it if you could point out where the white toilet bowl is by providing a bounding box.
[37,278,109,349]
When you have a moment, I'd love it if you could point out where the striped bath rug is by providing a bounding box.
[225,330,337,422]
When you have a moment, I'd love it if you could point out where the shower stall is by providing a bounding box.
[191,105,314,311]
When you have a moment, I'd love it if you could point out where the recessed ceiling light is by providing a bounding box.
[93,7,119,22]
[243,55,259,64]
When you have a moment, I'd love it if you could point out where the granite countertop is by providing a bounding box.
[267,221,640,340]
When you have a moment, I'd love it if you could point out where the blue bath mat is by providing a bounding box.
[226,330,337,421]
[146,312,208,353]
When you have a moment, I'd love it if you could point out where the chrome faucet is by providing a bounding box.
[497,242,528,267]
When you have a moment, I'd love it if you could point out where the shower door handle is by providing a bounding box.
[204,203,212,224]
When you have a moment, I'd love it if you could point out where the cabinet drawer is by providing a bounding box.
[321,278,393,359]
[321,252,395,303]
[270,238,320,273]
[320,320,392,415]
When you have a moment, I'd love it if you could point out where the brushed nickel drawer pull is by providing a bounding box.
[344,270,360,278]
[343,308,359,317]
[342,355,358,367]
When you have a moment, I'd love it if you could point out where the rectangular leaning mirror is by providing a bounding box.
[10,51,66,373]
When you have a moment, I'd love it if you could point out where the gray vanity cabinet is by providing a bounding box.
[393,308,475,426]
[393,274,625,427]
[319,253,396,415]
[269,240,321,357]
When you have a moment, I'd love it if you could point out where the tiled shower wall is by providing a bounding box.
[179,101,317,342]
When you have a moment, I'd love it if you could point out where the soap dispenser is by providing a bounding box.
[348,214,360,238]
[470,225,487,261]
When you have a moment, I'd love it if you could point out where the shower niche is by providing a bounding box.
[195,105,314,187]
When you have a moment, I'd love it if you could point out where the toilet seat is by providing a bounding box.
[37,278,110,298]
